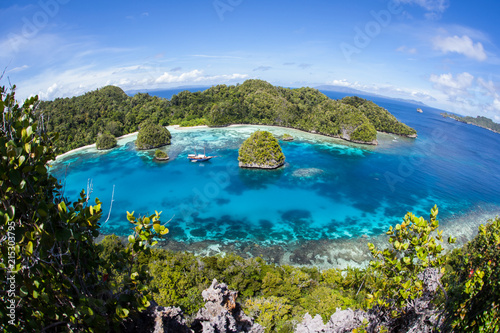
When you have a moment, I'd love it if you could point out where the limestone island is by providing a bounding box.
[95,132,117,150]
[238,131,285,169]
[154,149,170,161]
[282,133,294,141]
[135,121,172,150]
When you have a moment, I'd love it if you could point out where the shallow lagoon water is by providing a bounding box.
[51,95,500,268]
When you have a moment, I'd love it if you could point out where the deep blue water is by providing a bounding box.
[51,90,500,265]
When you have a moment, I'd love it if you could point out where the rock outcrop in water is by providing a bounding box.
[238,131,285,169]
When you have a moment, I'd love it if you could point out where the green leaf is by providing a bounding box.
[26,241,33,255]
[116,305,130,319]
[58,201,67,213]
[128,235,135,243]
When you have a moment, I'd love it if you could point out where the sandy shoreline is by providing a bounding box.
[51,131,140,162]
[52,123,378,162]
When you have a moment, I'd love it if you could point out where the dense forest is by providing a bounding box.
[2,85,499,332]
[38,80,417,153]
[441,112,500,134]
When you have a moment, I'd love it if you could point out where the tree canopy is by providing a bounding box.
[96,131,117,150]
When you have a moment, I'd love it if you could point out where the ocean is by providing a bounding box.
[50,89,500,268]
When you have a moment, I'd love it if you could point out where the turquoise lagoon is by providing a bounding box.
[51,94,500,268]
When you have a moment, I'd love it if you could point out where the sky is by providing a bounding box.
[1,0,500,120]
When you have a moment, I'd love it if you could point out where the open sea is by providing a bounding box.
[50,90,500,268]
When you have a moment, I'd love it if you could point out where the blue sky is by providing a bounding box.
[1,0,500,120]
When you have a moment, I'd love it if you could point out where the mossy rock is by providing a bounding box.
[136,121,172,150]
[238,131,285,169]
[96,132,117,150]
[154,149,169,161]
[282,133,294,141]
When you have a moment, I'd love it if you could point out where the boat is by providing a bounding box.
[417,108,423,113]
[187,148,216,162]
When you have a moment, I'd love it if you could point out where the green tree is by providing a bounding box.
[96,131,117,150]
[367,205,455,327]
[444,217,500,332]
[0,85,168,332]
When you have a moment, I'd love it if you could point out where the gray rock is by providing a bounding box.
[325,308,368,333]
[295,313,327,332]
[153,306,192,333]
[192,279,264,333]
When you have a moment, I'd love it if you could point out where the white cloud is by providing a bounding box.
[19,66,248,101]
[396,0,449,12]
[428,73,500,119]
[396,0,449,19]
[253,66,272,72]
[429,72,474,99]
[155,70,204,84]
[477,77,497,98]
[433,35,487,61]
[396,46,417,54]
[326,79,437,102]
[8,65,29,73]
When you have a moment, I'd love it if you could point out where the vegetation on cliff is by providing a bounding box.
[238,131,285,169]
[95,131,117,150]
[0,86,169,332]
[342,96,417,137]
[441,112,500,134]
[135,121,171,150]
[38,80,417,154]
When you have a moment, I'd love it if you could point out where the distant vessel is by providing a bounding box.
[417,108,423,113]
[188,147,216,162]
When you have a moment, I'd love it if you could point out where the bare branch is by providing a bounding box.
[102,184,115,225]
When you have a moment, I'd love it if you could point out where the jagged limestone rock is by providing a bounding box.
[153,307,192,333]
[192,279,264,333]
[326,308,368,332]
[295,313,327,333]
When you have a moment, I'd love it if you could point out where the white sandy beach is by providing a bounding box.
[52,131,140,162]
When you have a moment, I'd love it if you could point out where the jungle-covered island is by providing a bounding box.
[154,149,169,161]
[135,120,172,150]
[38,80,417,154]
[441,112,500,134]
[238,131,286,169]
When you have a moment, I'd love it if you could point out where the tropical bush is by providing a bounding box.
[0,85,168,332]
[96,131,117,150]
[444,217,500,332]
[366,206,455,330]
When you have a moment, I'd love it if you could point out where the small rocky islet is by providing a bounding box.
[238,130,286,169]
